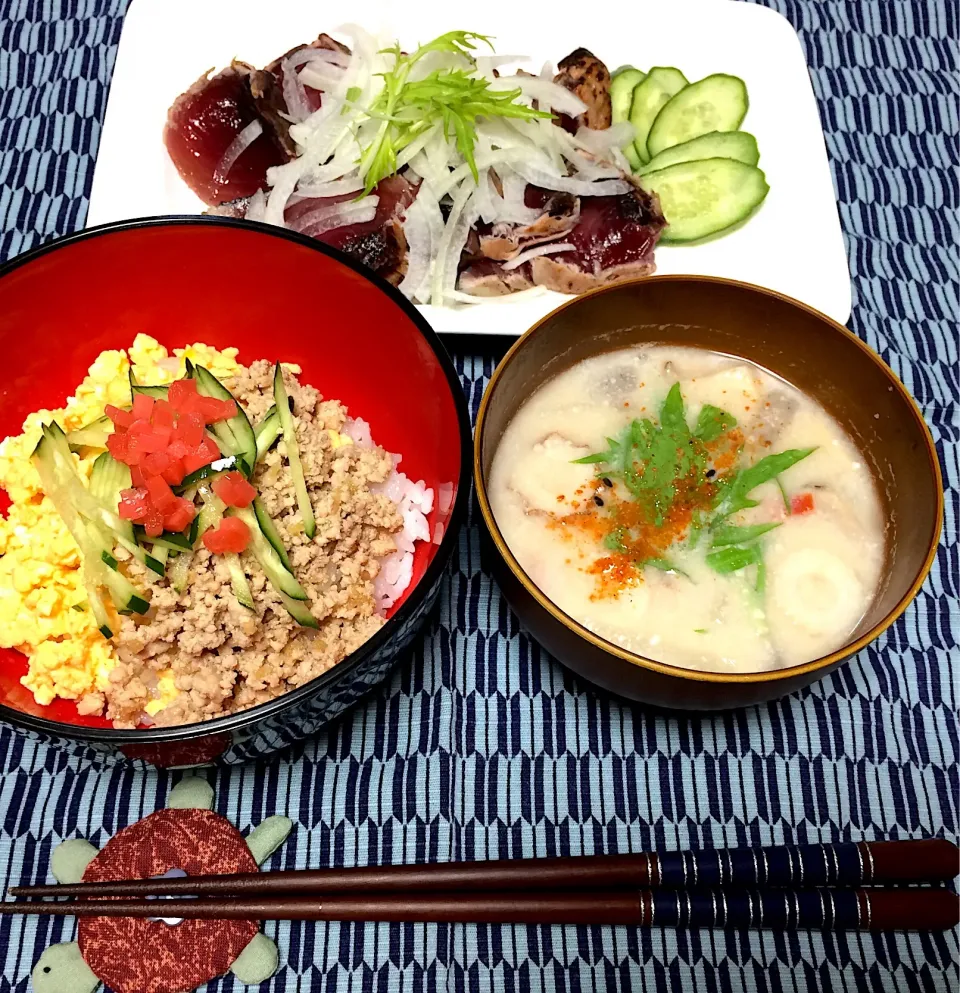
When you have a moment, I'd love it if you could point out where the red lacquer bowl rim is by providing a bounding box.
[0,216,472,744]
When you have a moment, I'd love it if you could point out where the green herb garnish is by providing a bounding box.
[359,31,552,195]
[575,384,713,526]
[571,381,814,591]
[713,448,815,520]
[694,404,738,442]
[693,628,707,634]
[710,522,781,547]
[705,543,763,574]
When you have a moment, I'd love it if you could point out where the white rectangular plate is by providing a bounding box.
[88,0,851,333]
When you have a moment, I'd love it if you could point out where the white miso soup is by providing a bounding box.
[489,345,885,673]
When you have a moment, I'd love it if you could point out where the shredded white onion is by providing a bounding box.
[575,121,635,154]
[295,176,365,198]
[282,58,311,122]
[245,189,267,222]
[489,75,587,116]
[299,64,347,92]
[512,162,632,197]
[500,242,574,270]
[213,119,263,184]
[397,196,433,301]
[288,197,378,236]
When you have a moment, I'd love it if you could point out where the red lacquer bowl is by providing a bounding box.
[0,218,470,764]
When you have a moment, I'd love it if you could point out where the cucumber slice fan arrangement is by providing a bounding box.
[611,67,769,242]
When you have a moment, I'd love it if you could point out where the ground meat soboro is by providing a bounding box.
[109,361,402,727]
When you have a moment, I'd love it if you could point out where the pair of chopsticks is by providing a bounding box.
[4,839,958,931]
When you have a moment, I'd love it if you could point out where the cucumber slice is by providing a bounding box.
[101,566,151,614]
[253,497,293,572]
[628,67,688,164]
[278,591,319,629]
[646,74,749,158]
[67,414,112,451]
[255,407,282,461]
[273,364,316,539]
[191,365,257,475]
[224,553,255,610]
[638,130,760,174]
[610,68,645,170]
[230,505,309,601]
[641,158,769,242]
[129,368,169,401]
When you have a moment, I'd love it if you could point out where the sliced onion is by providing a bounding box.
[288,46,349,69]
[430,181,476,308]
[497,167,541,224]
[475,54,530,78]
[512,162,631,196]
[397,196,433,302]
[395,123,440,170]
[500,242,574,270]
[431,148,528,198]
[489,75,587,117]
[245,188,267,222]
[288,197,379,236]
[299,64,346,92]
[282,58,311,122]
[296,175,365,198]
[539,61,554,80]
[575,121,635,154]
[213,119,263,184]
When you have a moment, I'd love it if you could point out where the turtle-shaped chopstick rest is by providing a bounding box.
[31,778,293,993]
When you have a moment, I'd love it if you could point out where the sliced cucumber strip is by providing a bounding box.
[273,363,316,539]
[191,364,257,475]
[135,527,193,552]
[638,130,760,174]
[255,406,282,462]
[129,368,169,400]
[179,453,251,490]
[67,414,112,451]
[33,433,148,618]
[101,566,150,614]
[169,552,192,594]
[230,505,309,601]
[628,67,688,164]
[224,553,255,610]
[192,485,223,548]
[253,497,293,572]
[646,73,749,158]
[152,545,170,568]
[610,67,645,170]
[89,452,134,541]
[641,158,769,242]
[87,587,114,638]
[278,591,319,629]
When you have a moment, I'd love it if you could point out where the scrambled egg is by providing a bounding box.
[0,334,241,711]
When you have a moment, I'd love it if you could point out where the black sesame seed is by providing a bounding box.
[706,469,716,479]
[43,968,51,974]
[602,477,613,488]
[593,495,604,507]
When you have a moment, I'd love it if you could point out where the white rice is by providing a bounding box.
[343,418,435,613]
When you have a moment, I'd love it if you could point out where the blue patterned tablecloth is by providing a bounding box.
[0,1,957,990]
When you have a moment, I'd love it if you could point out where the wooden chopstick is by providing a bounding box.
[9,839,957,900]
[1,888,957,930]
